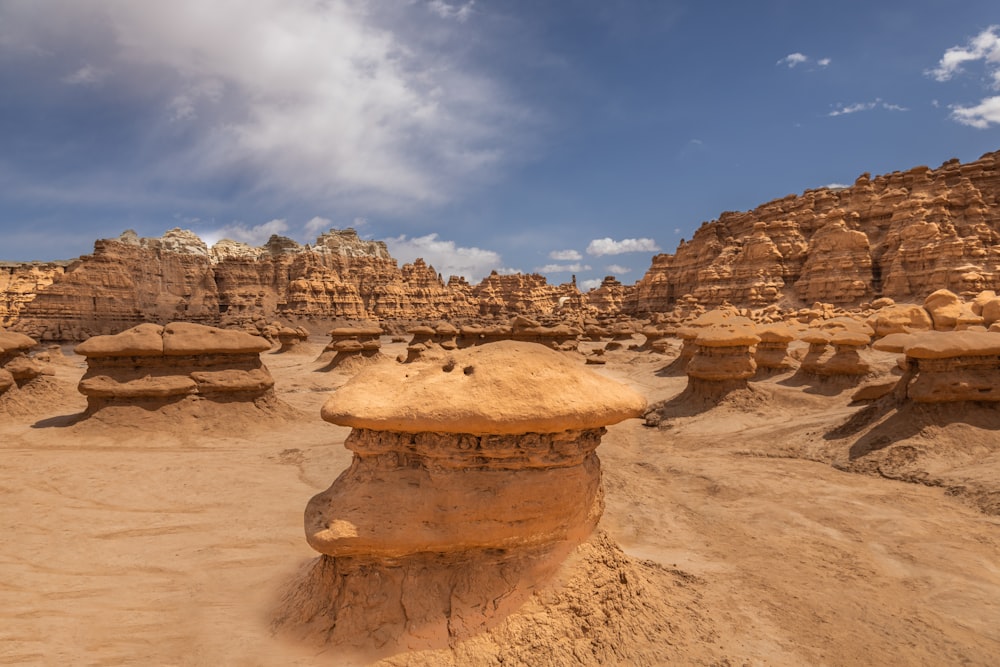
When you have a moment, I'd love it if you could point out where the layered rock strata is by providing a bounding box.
[685,317,760,394]
[75,322,274,412]
[317,326,382,368]
[754,324,797,371]
[629,150,1000,312]
[898,331,1000,402]
[281,341,645,654]
[0,330,50,401]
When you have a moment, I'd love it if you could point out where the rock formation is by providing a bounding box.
[893,331,1000,402]
[629,150,1000,313]
[275,341,646,657]
[754,324,797,372]
[0,330,53,410]
[684,316,760,393]
[74,322,281,420]
[317,326,383,369]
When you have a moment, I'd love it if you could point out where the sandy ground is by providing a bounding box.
[2,340,999,665]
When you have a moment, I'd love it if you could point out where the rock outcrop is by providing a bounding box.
[74,322,277,416]
[276,341,646,657]
[629,150,1000,312]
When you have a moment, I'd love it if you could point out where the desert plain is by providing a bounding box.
[1,335,999,666]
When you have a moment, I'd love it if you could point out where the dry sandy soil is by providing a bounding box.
[2,340,999,665]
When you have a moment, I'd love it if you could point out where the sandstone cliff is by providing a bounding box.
[628,150,1000,313]
[10,228,581,340]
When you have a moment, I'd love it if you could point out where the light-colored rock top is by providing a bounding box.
[757,324,796,343]
[902,330,1000,359]
[75,322,271,357]
[321,340,646,434]
[0,331,37,354]
[694,318,760,347]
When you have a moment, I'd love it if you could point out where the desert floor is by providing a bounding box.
[2,340,999,666]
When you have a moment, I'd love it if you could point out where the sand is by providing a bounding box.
[2,340,999,665]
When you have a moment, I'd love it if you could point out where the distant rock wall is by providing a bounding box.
[628,150,1000,313]
[9,228,582,340]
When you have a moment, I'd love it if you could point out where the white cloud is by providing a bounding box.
[304,216,333,237]
[579,278,602,291]
[824,183,849,190]
[950,96,1000,128]
[0,1,522,212]
[62,64,105,85]
[927,26,1000,84]
[605,264,631,274]
[535,263,591,273]
[817,57,831,67]
[777,53,808,68]
[384,233,503,282]
[586,237,660,256]
[548,249,582,261]
[828,99,908,116]
[200,219,290,247]
[428,0,475,22]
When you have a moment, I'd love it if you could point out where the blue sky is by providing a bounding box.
[2,1,999,289]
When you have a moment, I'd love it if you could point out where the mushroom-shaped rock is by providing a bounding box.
[754,324,797,371]
[685,318,760,384]
[924,289,964,331]
[293,341,647,652]
[317,325,382,368]
[75,322,277,413]
[896,331,1000,402]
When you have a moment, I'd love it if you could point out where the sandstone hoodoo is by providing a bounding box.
[277,341,647,656]
[316,325,382,369]
[74,322,281,420]
[754,323,797,372]
[897,330,1000,403]
[685,316,760,394]
[274,326,310,353]
[0,329,53,409]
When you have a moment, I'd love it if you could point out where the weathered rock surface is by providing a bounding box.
[630,150,1000,312]
[75,322,275,412]
[277,341,647,657]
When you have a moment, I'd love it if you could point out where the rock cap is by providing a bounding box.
[321,340,646,434]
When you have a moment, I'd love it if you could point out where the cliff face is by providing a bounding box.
[9,228,581,340]
[628,150,1000,313]
[0,263,66,327]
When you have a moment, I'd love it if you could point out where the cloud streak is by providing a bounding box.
[586,237,660,256]
[828,99,908,117]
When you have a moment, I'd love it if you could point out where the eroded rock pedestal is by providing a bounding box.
[274,341,647,658]
[74,322,284,423]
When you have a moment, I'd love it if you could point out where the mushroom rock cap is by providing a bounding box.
[830,330,871,347]
[408,325,436,335]
[75,323,165,357]
[321,340,646,434]
[902,331,1000,360]
[329,326,382,337]
[801,330,833,345]
[0,331,38,355]
[161,322,271,355]
[872,333,913,353]
[433,321,459,335]
[694,321,760,347]
[757,324,795,343]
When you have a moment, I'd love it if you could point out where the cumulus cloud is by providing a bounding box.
[304,216,333,237]
[579,278,603,291]
[605,264,631,274]
[200,219,289,247]
[777,53,808,67]
[950,96,1000,128]
[927,25,1000,85]
[384,233,504,282]
[535,263,591,273]
[548,249,582,261]
[828,99,908,116]
[0,1,522,211]
[586,237,660,256]
[776,53,829,69]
